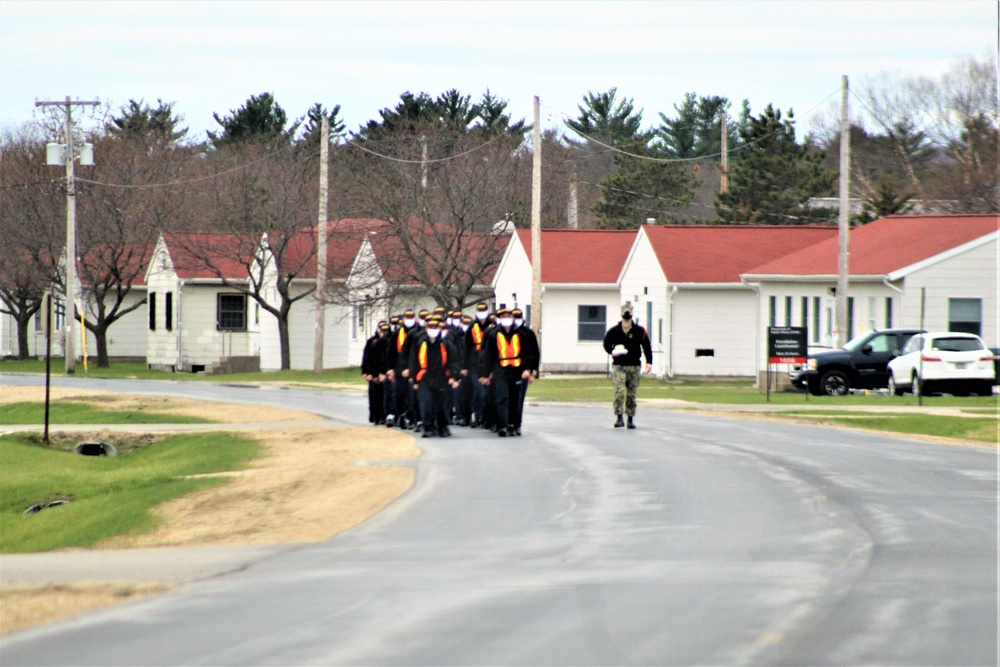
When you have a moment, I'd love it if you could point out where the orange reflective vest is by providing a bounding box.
[417,341,448,382]
[396,327,407,353]
[497,332,522,367]
[471,323,485,351]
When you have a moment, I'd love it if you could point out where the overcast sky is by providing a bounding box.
[1,1,996,142]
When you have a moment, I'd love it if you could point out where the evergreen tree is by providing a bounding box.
[592,142,698,229]
[715,105,836,224]
[107,99,189,146]
[657,94,744,158]
[208,92,297,149]
[565,88,647,146]
[857,177,915,223]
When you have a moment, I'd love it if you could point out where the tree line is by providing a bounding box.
[1,53,995,365]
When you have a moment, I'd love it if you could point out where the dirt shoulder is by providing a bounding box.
[0,387,419,635]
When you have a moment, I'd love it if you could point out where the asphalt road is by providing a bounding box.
[1,375,997,666]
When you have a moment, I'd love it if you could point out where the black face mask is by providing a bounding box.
[622,313,632,321]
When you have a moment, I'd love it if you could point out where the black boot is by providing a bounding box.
[614,414,624,428]
[627,416,636,429]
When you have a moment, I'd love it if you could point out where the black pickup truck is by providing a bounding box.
[803,328,924,396]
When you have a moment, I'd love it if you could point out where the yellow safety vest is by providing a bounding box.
[417,341,448,382]
[497,332,522,367]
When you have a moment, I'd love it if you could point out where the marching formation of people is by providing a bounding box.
[360,304,539,438]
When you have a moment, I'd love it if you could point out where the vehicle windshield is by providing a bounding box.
[930,337,984,352]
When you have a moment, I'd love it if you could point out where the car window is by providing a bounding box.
[867,334,893,353]
[931,337,984,352]
[902,336,922,354]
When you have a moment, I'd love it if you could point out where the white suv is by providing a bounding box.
[887,332,995,397]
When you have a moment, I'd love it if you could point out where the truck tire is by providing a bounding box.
[819,370,849,396]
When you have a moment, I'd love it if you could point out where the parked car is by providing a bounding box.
[887,332,996,396]
[804,328,924,396]
[789,345,831,389]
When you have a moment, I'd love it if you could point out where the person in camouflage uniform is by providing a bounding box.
[602,304,653,429]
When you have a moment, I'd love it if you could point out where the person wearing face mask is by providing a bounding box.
[457,314,475,426]
[385,309,420,429]
[510,308,539,435]
[382,316,402,424]
[603,304,653,429]
[410,317,461,437]
[481,308,526,437]
[464,303,492,428]
[361,320,389,425]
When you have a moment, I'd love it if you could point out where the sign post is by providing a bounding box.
[767,326,808,402]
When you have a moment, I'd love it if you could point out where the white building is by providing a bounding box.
[743,214,1000,380]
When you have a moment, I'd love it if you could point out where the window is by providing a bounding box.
[645,301,652,330]
[847,297,855,339]
[867,296,876,333]
[812,297,821,343]
[217,294,247,331]
[768,296,776,326]
[784,296,792,326]
[867,333,893,353]
[165,292,173,332]
[949,298,982,335]
[885,297,894,329]
[800,297,808,329]
[148,292,157,331]
[577,305,606,341]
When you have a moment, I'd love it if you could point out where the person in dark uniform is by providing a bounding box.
[510,308,539,435]
[410,317,461,437]
[386,309,419,429]
[602,303,653,429]
[455,313,474,426]
[481,308,527,437]
[464,303,492,428]
[382,316,400,424]
[361,320,388,425]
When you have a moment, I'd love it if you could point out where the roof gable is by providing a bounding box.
[745,214,1000,278]
[642,225,838,283]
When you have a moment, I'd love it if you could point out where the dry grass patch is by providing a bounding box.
[1,582,172,635]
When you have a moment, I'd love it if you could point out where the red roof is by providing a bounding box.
[745,214,1000,278]
[78,243,152,287]
[370,228,502,286]
[516,229,636,284]
[642,225,838,283]
[161,232,260,280]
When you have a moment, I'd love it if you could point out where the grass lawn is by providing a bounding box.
[773,411,998,443]
[0,359,364,385]
[0,431,259,553]
[0,401,210,425]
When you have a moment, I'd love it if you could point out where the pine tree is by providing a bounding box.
[592,142,698,229]
[715,105,835,224]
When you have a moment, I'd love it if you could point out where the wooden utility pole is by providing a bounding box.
[531,96,542,344]
[35,97,99,375]
[313,115,329,374]
[720,110,729,193]
[836,76,850,347]
[567,177,578,229]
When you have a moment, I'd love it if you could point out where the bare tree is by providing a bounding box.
[341,122,525,310]
[0,125,66,358]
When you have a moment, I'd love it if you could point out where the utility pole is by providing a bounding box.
[531,96,542,346]
[420,135,428,190]
[836,76,850,347]
[35,96,99,375]
[719,110,729,193]
[314,115,329,374]
[567,176,578,229]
